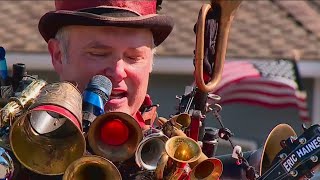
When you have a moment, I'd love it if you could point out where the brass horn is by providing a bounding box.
[158,117,187,138]
[0,79,47,128]
[169,113,192,129]
[218,124,297,179]
[9,82,86,175]
[158,117,209,169]
[195,0,242,92]
[0,79,46,150]
[155,136,202,180]
[189,158,223,180]
[135,129,169,170]
[63,155,122,180]
[88,112,143,162]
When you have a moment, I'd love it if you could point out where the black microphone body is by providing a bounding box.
[12,63,27,92]
[82,75,112,133]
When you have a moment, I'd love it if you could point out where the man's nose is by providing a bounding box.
[103,60,127,83]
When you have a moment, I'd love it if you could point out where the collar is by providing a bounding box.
[134,94,158,129]
[134,111,146,128]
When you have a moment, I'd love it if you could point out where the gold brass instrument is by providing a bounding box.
[158,116,190,138]
[63,155,122,180]
[135,129,169,170]
[0,79,46,128]
[218,124,297,179]
[170,113,192,130]
[88,112,143,162]
[0,79,46,155]
[158,117,222,180]
[195,0,242,92]
[0,79,47,125]
[189,158,223,180]
[9,82,86,175]
[153,2,243,177]
[158,117,208,168]
[155,136,202,180]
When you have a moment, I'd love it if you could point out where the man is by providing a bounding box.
[39,0,174,129]
[11,1,174,179]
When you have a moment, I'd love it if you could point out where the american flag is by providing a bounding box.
[209,59,310,122]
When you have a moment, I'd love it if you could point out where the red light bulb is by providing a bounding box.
[100,119,129,146]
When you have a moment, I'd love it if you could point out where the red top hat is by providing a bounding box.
[38,0,174,46]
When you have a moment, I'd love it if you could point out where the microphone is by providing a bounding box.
[82,75,112,133]
[12,63,27,92]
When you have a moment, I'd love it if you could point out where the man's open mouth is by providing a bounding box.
[110,92,127,99]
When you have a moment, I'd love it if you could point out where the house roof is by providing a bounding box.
[1,1,320,60]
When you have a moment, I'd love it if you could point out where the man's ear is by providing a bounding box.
[149,60,154,73]
[149,52,155,73]
[48,39,63,74]
[150,47,156,73]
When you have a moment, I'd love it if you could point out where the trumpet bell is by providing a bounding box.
[170,113,191,129]
[166,136,202,163]
[189,158,223,180]
[9,82,86,175]
[63,156,122,180]
[135,132,168,170]
[88,112,143,162]
[155,136,202,180]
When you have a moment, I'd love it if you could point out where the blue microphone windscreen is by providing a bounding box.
[87,75,112,102]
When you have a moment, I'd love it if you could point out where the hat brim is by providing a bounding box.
[38,8,174,46]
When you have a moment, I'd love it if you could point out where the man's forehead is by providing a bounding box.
[62,26,154,49]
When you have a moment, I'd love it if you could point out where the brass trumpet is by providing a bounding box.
[155,136,202,180]
[158,117,208,169]
[158,117,223,180]
[63,155,122,180]
[170,113,192,130]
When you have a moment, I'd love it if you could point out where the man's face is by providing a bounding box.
[49,26,154,116]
